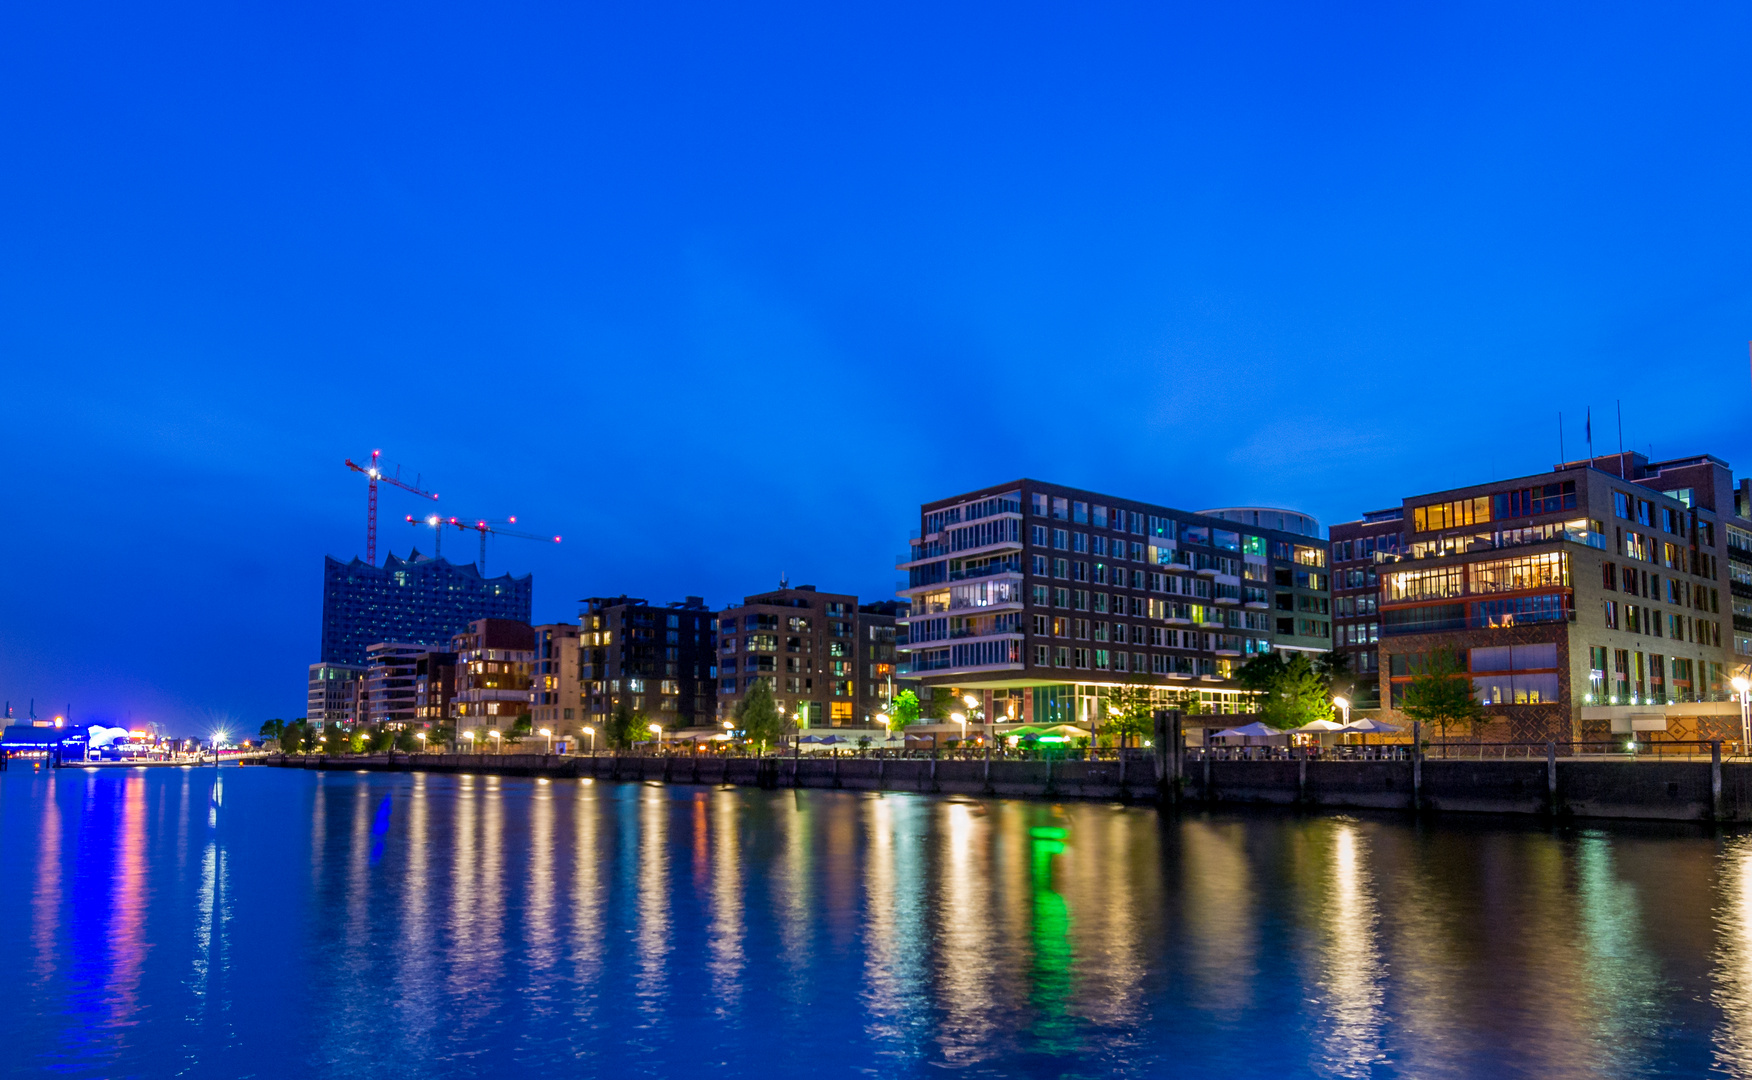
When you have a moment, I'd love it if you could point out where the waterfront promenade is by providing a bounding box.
[262,741,1752,823]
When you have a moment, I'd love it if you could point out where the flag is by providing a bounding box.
[1586,407,1591,443]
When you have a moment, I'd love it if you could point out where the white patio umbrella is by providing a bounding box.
[1214,721,1281,743]
[1341,717,1402,749]
[1291,719,1349,733]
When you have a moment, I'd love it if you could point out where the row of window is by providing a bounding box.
[1026,494,1324,564]
[1411,482,1581,535]
[1334,595,1379,616]
[1029,644,1230,676]
[1602,601,1722,645]
[1332,537,1400,564]
[1613,491,1709,543]
[1604,562,1721,610]
[1386,552,1570,603]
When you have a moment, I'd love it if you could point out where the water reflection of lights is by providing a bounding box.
[31,773,60,987]
[1713,835,1752,1073]
[569,776,605,1021]
[1310,822,1385,1078]
[862,796,928,1059]
[1181,822,1259,1013]
[635,786,671,1007]
[1029,824,1075,1050]
[707,788,745,1011]
[936,802,996,1063]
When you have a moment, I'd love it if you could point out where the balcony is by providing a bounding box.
[1215,596,1239,605]
[1378,525,1607,563]
[1197,617,1225,628]
[896,537,1023,570]
[1380,608,1576,636]
[1244,601,1270,610]
[1165,614,1192,625]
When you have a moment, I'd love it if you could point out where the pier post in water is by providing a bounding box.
[1152,709,1182,805]
[1546,741,1557,814]
[1411,721,1422,812]
[1713,739,1724,821]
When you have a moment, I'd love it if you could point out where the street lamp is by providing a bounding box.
[1334,696,1351,725]
[1734,676,1751,757]
[462,730,476,753]
[950,711,968,745]
[415,732,427,753]
[649,722,663,753]
[488,729,501,753]
[582,725,595,754]
[539,727,552,754]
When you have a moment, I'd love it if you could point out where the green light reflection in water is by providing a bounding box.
[1029,824,1077,1053]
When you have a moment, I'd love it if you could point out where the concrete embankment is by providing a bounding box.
[260,751,1752,823]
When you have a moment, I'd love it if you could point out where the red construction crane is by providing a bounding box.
[344,450,437,566]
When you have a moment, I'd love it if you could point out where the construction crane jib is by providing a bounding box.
[406,514,560,575]
[344,450,437,566]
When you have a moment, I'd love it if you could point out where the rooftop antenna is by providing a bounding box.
[1586,406,1594,463]
[1558,413,1565,466]
[780,572,789,589]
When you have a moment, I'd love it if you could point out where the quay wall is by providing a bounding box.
[259,753,1752,823]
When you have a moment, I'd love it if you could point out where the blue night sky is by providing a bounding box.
[4,1,1752,733]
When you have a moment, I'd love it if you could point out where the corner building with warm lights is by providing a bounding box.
[897,480,1333,729]
[1370,452,1750,745]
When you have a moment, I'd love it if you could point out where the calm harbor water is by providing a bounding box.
[5,766,1752,1078]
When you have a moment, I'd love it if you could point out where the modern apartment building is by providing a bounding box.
[413,651,458,725]
[361,642,428,726]
[318,549,532,666]
[306,662,365,726]
[857,600,913,724]
[896,481,1333,729]
[580,596,716,729]
[1327,509,1405,713]
[717,585,872,727]
[1732,478,1752,661]
[1373,452,1744,744]
[531,623,581,733]
[449,618,536,729]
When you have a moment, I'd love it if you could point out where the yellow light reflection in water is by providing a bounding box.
[107,774,149,1031]
[1309,822,1384,1079]
[862,795,927,1053]
[1713,834,1752,1072]
[569,777,605,1024]
[776,789,814,973]
[708,788,745,1013]
[935,801,996,1063]
[395,773,437,1039]
[527,774,557,979]
[636,786,671,1008]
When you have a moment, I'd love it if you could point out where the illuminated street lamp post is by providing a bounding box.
[649,722,663,754]
[462,730,475,754]
[415,732,427,753]
[1334,696,1351,725]
[582,725,596,754]
[1734,676,1751,758]
[488,729,501,754]
[950,711,968,747]
[539,727,553,755]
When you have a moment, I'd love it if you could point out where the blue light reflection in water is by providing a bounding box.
[3,766,1751,1078]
